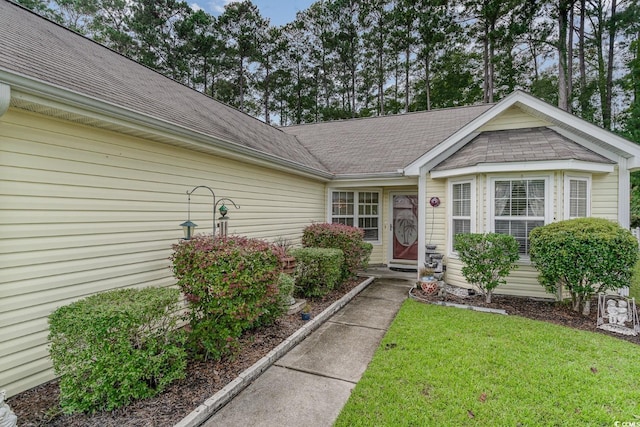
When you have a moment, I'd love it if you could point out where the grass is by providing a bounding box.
[335,300,640,426]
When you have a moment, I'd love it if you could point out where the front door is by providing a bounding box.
[391,194,418,263]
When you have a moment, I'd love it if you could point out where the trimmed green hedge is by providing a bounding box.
[302,223,372,279]
[529,217,639,315]
[171,235,285,360]
[48,287,186,414]
[290,247,344,297]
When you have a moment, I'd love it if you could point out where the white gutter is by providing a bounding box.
[430,159,615,179]
[0,71,334,181]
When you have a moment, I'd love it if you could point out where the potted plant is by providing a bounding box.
[419,267,439,294]
[301,303,312,321]
[275,237,296,275]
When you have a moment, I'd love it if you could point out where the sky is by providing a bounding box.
[191,0,316,26]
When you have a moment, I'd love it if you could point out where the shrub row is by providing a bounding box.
[48,224,374,414]
[48,287,186,414]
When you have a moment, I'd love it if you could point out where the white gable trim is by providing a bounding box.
[430,160,614,179]
[404,91,640,175]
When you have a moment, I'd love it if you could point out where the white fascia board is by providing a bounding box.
[430,160,615,179]
[329,175,417,187]
[0,72,334,181]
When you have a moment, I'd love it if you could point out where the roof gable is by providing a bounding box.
[433,127,615,171]
[404,91,640,175]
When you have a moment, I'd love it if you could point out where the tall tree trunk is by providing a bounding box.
[405,45,410,112]
[483,23,490,103]
[604,0,617,129]
[264,64,270,124]
[395,56,399,113]
[567,2,574,113]
[424,54,431,110]
[488,23,495,103]
[239,56,245,112]
[351,65,356,117]
[596,1,607,127]
[578,0,588,115]
[558,0,570,111]
[378,31,385,116]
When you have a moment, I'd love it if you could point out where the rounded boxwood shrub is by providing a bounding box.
[302,223,373,280]
[171,235,286,359]
[48,287,186,414]
[290,247,344,297]
[529,217,639,315]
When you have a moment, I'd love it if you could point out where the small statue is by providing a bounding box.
[617,300,629,325]
[0,390,17,427]
[606,299,618,324]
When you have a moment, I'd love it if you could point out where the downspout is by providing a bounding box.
[619,157,630,228]
[417,166,427,279]
[0,82,10,117]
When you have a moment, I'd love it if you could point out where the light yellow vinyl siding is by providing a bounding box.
[478,105,551,131]
[425,177,447,258]
[445,258,550,299]
[443,171,559,298]
[591,167,619,220]
[0,109,326,397]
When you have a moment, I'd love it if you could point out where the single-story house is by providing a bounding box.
[2,0,640,397]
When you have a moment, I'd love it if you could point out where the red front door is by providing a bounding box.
[392,195,418,261]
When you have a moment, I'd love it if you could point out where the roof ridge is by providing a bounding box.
[281,103,496,129]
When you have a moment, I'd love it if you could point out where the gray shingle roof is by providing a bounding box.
[281,104,494,175]
[432,127,615,170]
[0,0,327,173]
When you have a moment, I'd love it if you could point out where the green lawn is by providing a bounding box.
[335,300,640,426]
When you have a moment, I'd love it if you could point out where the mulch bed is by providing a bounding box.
[9,280,640,426]
[7,279,362,427]
[410,286,640,346]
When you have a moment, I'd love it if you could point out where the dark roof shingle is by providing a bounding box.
[433,127,615,170]
[281,105,493,175]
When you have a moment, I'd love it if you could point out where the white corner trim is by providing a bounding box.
[430,160,615,179]
[619,158,631,228]
[417,169,427,278]
[0,82,9,117]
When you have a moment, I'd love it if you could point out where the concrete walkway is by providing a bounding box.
[200,275,412,427]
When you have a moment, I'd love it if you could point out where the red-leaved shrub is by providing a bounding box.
[171,235,286,359]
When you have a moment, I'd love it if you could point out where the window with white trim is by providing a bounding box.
[331,190,380,241]
[565,176,590,218]
[493,178,547,255]
[452,181,472,239]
